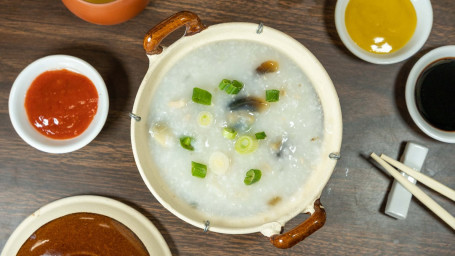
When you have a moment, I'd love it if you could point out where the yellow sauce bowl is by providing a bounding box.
[62,0,149,25]
[335,0,433,64]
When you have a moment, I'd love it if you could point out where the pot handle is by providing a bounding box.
[269,199,326,249]
[143,11,207,55]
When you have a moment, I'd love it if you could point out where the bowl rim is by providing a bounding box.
[8,54,109,153]
[334,0,433,64]
[0,195,171,256]
[131,22,342,235]
[405,45,455,143]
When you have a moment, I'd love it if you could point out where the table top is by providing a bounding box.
[1,1,454,255]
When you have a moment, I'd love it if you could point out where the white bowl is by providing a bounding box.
[405,45,455,143]
[0,195,171,256]
[9,55,109,153]
[335,0,433,64]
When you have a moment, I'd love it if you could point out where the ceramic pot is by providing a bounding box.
[131,11,342,249]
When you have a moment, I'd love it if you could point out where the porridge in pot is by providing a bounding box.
[148,40,324,218]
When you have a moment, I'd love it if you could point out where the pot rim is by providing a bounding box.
[131,22,342,235]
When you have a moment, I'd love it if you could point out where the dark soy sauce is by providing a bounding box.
[415,58,455,131]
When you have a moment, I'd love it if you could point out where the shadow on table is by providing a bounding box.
[322,0,355,59]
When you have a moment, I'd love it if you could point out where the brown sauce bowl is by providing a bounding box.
[1,195,171,256]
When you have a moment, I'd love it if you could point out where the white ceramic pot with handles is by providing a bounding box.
[131,11,342,248]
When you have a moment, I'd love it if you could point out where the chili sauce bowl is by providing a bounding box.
[9,55,109,153]
[0,195,171,256]
[405,45,455,143]
[335,0,433,64]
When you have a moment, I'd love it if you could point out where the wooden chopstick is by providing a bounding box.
[381,154,455,201]
[370,153,455,230]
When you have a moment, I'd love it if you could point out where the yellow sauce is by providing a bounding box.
[345,0,417,54]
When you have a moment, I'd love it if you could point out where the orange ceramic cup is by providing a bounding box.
[62,0,149,25]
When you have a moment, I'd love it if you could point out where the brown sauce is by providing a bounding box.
[415,58,455,131]
[17,212,149,256]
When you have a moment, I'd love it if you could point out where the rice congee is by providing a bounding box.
[148,40,323,218]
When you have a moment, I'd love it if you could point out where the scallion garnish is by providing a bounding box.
[197,111,213,127]
[222,127,237,140]
[219,79,244,95]
[180,136,194,151]
[244,169,262,185]
[225,80,244,94]
[192,87,212,105]
[255,131,267,140]
[265,89,280,102]
[218,79,231,90]
[235,135,258,154]
[191,161,207,178]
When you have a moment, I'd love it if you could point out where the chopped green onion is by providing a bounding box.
[244,169,262,185]
[191,161,207,178]
[180,136,194,151]
[235,135,258,154]
[218,79,231,90]
[224,80,244,94]
[255,131,267,140]
[222,127,237,140]
[192,87,212,105]
[265,89,280,102]
[219,79,244,95]
[197,111,213,127]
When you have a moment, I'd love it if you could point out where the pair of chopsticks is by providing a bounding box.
[371,153,455,230]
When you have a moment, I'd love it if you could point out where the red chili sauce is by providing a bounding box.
[25,69,99,139]
[17,212,150,256]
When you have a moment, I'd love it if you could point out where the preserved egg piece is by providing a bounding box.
[270,135,288,157]
[228,96,269,113]
[227,111,255,133]
[149,122,175,147]
[256,60,279,74]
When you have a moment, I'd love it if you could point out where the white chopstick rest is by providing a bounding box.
[384,142,428,219]
[371,153,455,230]
[381,155,455,201]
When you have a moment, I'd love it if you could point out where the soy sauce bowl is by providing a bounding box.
[8,55,109,153]
[335,0,433,64]
[405,45,455,143]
